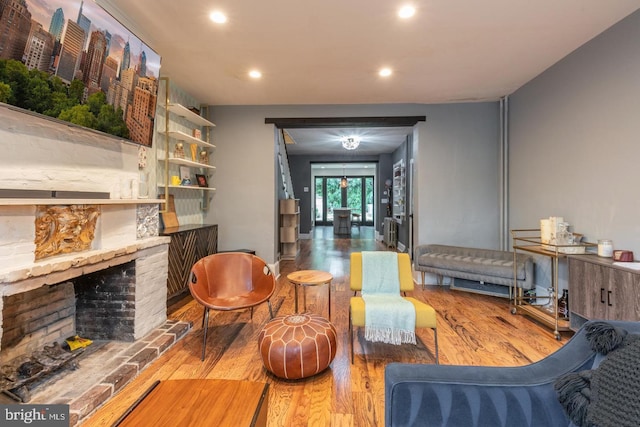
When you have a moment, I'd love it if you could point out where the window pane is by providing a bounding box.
[326,178,341,222]
[346,178,362,218]
[365,177,374,222]
[315,177,323,221]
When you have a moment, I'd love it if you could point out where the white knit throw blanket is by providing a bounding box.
[361,251,416,345]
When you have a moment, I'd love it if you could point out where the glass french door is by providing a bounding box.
[314,176,374,226]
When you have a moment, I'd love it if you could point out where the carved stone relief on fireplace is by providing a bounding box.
[34,205,101,260]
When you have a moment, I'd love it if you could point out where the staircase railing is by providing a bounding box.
[277,129,295,199]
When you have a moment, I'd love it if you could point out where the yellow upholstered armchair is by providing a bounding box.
[349,252,438,364]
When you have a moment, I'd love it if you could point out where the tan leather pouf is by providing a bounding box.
[258,313,337,379]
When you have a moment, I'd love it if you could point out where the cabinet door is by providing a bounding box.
[195,225,218,260]
[569,259,607,320]
[607,268,640,321]
[167,229,198,300]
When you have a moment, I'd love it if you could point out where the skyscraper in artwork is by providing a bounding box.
[56,19,85,83]
[83,30,107,91]
[76,0,91,51]
[138,51,146,77]
[24,20,54,72]
[0,0,32,60]
[103,30,111,60]
[48,7,65,41]
[119,40,130,78]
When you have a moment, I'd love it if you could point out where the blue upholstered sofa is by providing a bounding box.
[384,320,640,427]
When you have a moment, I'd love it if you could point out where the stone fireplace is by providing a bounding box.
[0,227,169,363]
[0,199,185,424]
[0,98,187,424]
[0,243,168,364]
[0,104,172,361]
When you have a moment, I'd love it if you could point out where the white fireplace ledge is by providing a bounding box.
[0,198,165,206]
[0,236,170,292]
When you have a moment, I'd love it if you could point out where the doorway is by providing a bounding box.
[314,176,374,226]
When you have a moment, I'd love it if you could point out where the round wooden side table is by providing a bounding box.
[287,270,333,320]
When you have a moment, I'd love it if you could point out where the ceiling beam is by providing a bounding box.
[265,116,426,129]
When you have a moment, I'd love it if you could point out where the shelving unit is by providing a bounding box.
[157,77,216,212]
[510,228,596,340]
[392,159,405,224]
[280,199,300,260]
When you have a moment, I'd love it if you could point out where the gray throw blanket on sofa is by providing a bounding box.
[555,321,640,427]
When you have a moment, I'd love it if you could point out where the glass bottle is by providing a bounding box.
[558,289,569,319]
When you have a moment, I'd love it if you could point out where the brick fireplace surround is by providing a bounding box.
[0,233,190,425]
[0,105,194,424]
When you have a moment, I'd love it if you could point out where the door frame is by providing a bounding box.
[313,175,374,226]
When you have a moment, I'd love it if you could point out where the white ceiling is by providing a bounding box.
[284,127,414,156]
[99,0,640,154]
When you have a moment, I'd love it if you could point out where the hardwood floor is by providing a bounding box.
[84,228,568,426]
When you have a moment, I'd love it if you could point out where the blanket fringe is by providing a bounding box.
[365,326,416,345]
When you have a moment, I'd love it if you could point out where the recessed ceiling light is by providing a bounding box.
[398,5,416,19]
[210,11,227,24]
[249,70,262,79]
[379,68,392,77]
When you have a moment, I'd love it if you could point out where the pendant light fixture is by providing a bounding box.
[340,136,361,150]
[340,163,348,188]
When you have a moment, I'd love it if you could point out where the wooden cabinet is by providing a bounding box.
[161,224,218,304]
[568,254,640,329]
[279,199,299,260]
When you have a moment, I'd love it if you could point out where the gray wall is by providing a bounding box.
[205,106,278,260]
[208,103,500,265]
[413,104,501,250]
[509,9,640,257]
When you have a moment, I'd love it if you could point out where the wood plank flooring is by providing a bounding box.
[83,228,568,426]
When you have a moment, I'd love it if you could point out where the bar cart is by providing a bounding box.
[510,229,596,340]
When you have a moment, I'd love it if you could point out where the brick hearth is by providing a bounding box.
[0,235,182,425]
[10,319,191,426]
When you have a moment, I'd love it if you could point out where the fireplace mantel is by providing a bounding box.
[0,237,170,294]
[0,198,164,206]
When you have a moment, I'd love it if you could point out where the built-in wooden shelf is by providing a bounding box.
[159,157,217,170]
[164,130,216,148]
[164,103,216,127]
[157,184,217,192]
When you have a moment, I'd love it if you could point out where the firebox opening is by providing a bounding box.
[1,261,137,364]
